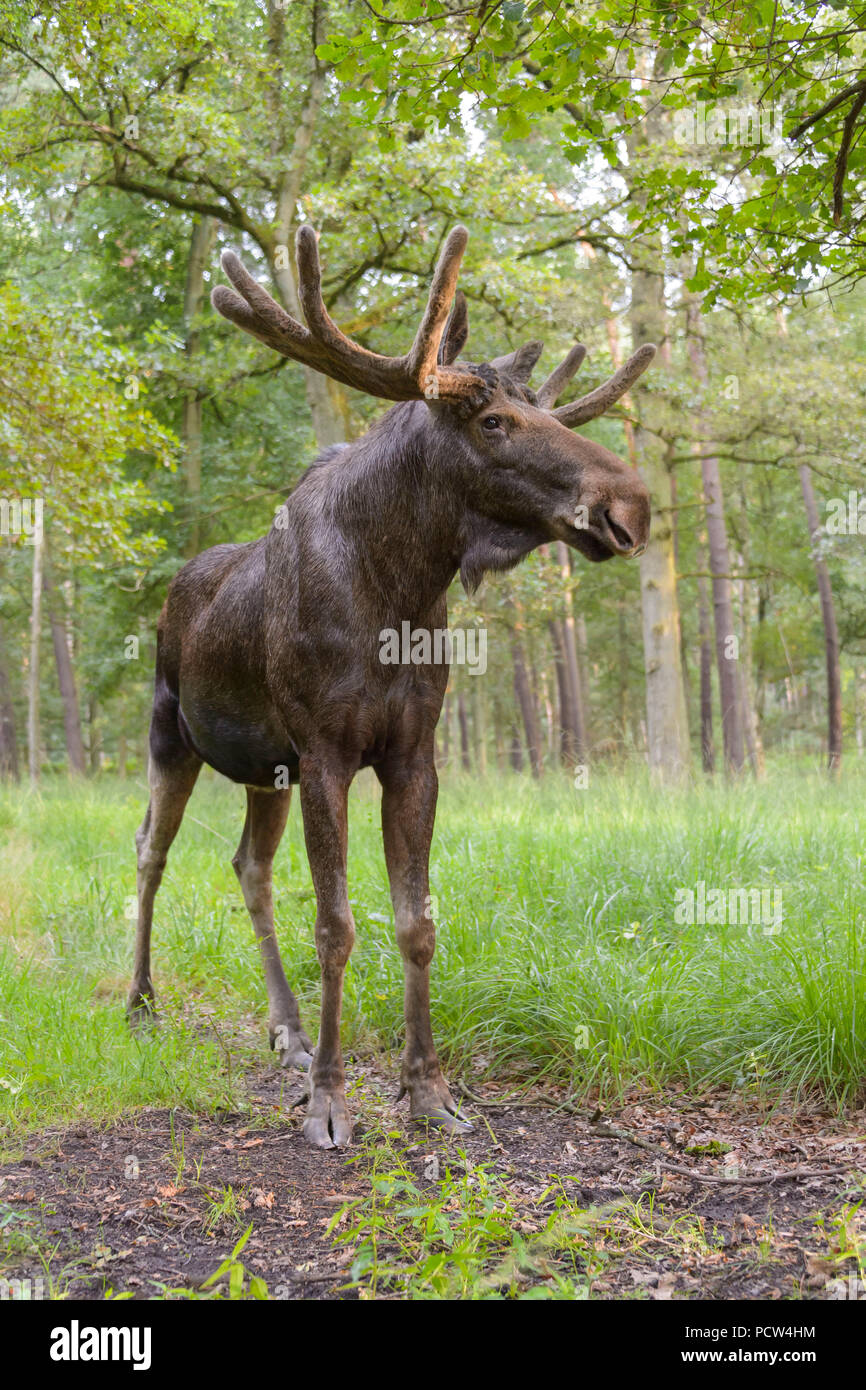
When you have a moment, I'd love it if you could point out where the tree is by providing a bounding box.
[627,81,690,780]
[0,283,174,774]
[800,462,843,774]
[0,601,19,780]
[43,558,86,775]
[686,297,745,774]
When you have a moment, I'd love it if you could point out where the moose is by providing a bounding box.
[129,225,654,1149]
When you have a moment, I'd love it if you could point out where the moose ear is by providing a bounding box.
[438,290,469,365]
[490,340,544,385]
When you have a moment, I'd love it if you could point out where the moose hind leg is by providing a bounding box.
[128,751,201,1023]
[232,787,313,1071]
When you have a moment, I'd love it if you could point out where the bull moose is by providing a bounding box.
[129,225,654,1148]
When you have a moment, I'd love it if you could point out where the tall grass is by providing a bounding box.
[0,761,864,1141]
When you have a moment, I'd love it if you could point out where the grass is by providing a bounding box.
[325,1127,762,1301]
[201,1184,250,1238]
[0,760,864,1150]
[329,1128,609,1299]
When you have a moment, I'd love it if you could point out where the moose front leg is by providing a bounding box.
[379,753,472,1134]
[298,756,355,1148]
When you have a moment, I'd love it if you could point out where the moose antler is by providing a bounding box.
[212,225,486,404]
[535,341,656,425]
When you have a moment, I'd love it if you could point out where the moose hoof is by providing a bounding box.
[269,1023,313,1072]
[412,1105,474,1137]
[303,1088,353,1149]
[405,1076,474,1135]
[126,990,157,1030]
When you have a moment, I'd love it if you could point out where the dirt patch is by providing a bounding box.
[1,1063,864,1300]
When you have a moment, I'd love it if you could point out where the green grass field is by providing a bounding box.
[1,763,864,1150]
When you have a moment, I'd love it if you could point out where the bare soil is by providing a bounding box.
[2,1059,864,1301]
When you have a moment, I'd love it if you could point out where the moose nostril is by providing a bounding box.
[604,509,635,551]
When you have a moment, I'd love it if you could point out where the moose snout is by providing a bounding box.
[595,493,651,557]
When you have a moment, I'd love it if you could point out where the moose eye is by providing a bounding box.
[482,414,502,431]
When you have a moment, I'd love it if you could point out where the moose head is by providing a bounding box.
[212,225,653,593]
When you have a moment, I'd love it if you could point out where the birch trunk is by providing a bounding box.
[43,563,86,775]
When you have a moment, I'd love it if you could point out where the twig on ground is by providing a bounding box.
[456,1082,844,1187]
[587,1121,836,1187]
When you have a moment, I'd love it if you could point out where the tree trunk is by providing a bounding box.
[702,457,745,773]
[493,694,506,770]
[541,541,582,765]
[734,472,766,777]
[539,663,554,761]
[27,531,43,783]
[639,492,690,777]
[88,698,102,773]
[672,470,693,728]
[556,541,587,758]
[43,563,86,775]
[548,617,577,764]
[755,578,769,727]
[617,600,629,742]
[576,611,591,729]
[473,678,487,775]
[182,214,216,557]
[736,556,765,778]
[799,462,843,773]
[0,608,20,781]
[509,723,524,772]
[626,89,690,781]
[512,637,542,777]
[686,307,745,774]
[457,690,471,772]
[697,536,715,774]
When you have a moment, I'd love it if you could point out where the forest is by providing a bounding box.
[0,0,865,1317]
[1,0,864,781]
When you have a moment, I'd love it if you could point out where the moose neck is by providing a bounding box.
[298,403,545,620]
